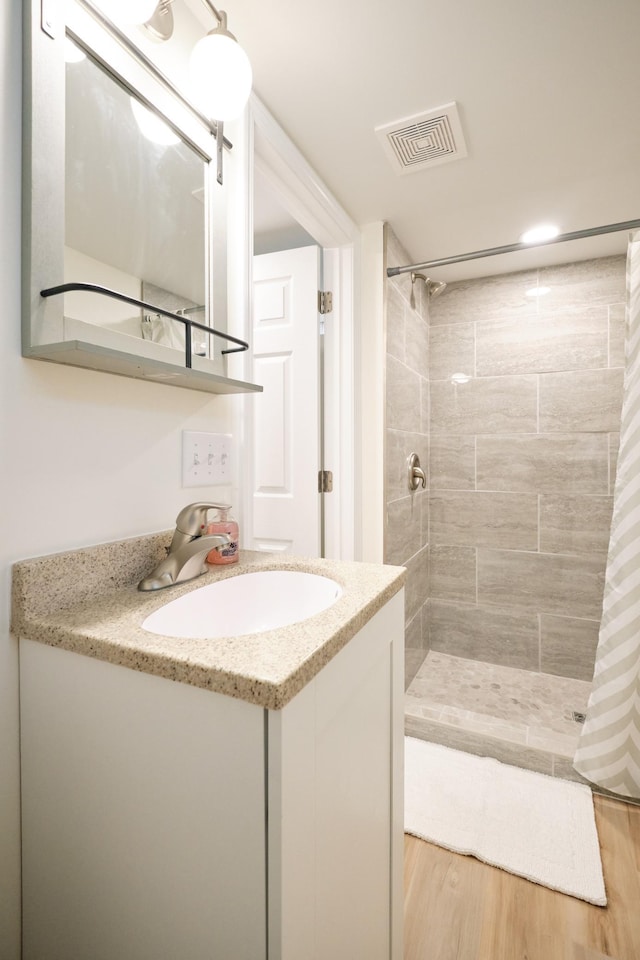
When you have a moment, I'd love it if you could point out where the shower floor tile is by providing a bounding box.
[405,651,592,768]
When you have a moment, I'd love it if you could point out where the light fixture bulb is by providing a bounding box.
[130,97,180,146]
[520,224,560,244]
[94,0,159,26]
[190,32,252,120]
[64,37,86,63]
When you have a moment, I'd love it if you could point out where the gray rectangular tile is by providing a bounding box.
[438,706,528,745]
[405,307,429,374]
[404,716,554,775]
[475,309,608,377]
[428,599,539,670]
[427,269,539,327]
[386,354,422,432]
[540,614,600,681]
[404,607,426,688]
[429,323,475,381]
[385,283,406,363]
[430,435,475,490]
[527,729,579,759]
[538,255,626,306]
[430,491,538,549]
[539,494,613,555]
[420,376,429,433]
[429,545,476,602]
[404,695,443,721]
[405,606,425,650]
[384,495,423,566]
[539,368,624,433]
[476,434,609,494]
[421,491,429,548]
[430,376,537,435]
[385,226,413,306]
[609,302,626,368]
[404,545,429,622]
[477,549,606,619]
[404,649,427,691]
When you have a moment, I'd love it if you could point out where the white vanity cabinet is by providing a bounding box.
[19,591,404,960]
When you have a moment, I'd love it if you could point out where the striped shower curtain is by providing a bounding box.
[573,231,640,798]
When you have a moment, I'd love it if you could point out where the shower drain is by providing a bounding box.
[572,711,586,724]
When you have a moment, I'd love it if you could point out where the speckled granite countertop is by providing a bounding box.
[12,532,406,710]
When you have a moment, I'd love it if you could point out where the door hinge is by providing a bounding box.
[318,291,333,315]
[318,470,333,493]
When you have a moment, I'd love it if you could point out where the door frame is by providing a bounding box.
[233,94,359,561]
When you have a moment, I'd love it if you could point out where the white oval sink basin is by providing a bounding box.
[142,570,342,639]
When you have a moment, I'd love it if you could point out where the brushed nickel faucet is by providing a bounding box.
[138,502,232,591]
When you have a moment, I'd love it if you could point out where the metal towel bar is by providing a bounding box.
[40,282,249,369]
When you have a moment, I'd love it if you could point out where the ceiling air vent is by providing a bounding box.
[375,102,467,176]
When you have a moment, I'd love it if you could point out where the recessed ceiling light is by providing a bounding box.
[525,286,551,298]
[451,372,470,385]
[520,224,560,244]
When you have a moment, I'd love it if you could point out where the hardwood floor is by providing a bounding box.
[404,794,640,960]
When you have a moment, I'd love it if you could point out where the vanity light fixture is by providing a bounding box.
[520,223,560,244]
[189,5,252,121]
[95,0,160,25]
[79,0,250,182]
[92,0,252,120]
[136,0,252,121]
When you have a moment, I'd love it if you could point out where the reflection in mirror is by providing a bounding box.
[64,43,208,356]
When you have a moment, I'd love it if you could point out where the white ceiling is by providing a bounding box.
[186,0,640,280]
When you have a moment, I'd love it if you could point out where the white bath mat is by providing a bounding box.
[404,737,606,905]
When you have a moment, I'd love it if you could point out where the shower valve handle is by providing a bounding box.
[407,453,426,491]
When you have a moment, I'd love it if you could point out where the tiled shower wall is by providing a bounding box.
[428,255,626,682]
[384,226,430,687]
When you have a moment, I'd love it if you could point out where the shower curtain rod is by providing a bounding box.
[386,218,640,277]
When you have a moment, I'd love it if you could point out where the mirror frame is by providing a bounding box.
[22,0,262,395]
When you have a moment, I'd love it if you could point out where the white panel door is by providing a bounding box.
[250,245,320,555]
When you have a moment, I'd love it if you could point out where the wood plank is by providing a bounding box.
[571,947,616,960]
[404,835,487,960]
[404,794,640,960]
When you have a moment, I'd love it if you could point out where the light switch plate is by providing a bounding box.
[182,431,232,487]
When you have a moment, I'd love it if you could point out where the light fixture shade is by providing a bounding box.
[95,0,159,26]
[130,97,180,146]
[190,33,252,120]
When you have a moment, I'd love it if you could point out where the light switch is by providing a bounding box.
[182,431,232,487]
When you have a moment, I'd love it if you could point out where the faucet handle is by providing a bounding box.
[175,502,230,538]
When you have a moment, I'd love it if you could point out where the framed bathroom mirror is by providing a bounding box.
[22,0,261,395]
[65,44,208,354]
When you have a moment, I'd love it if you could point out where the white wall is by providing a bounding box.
[1,3,242,954]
